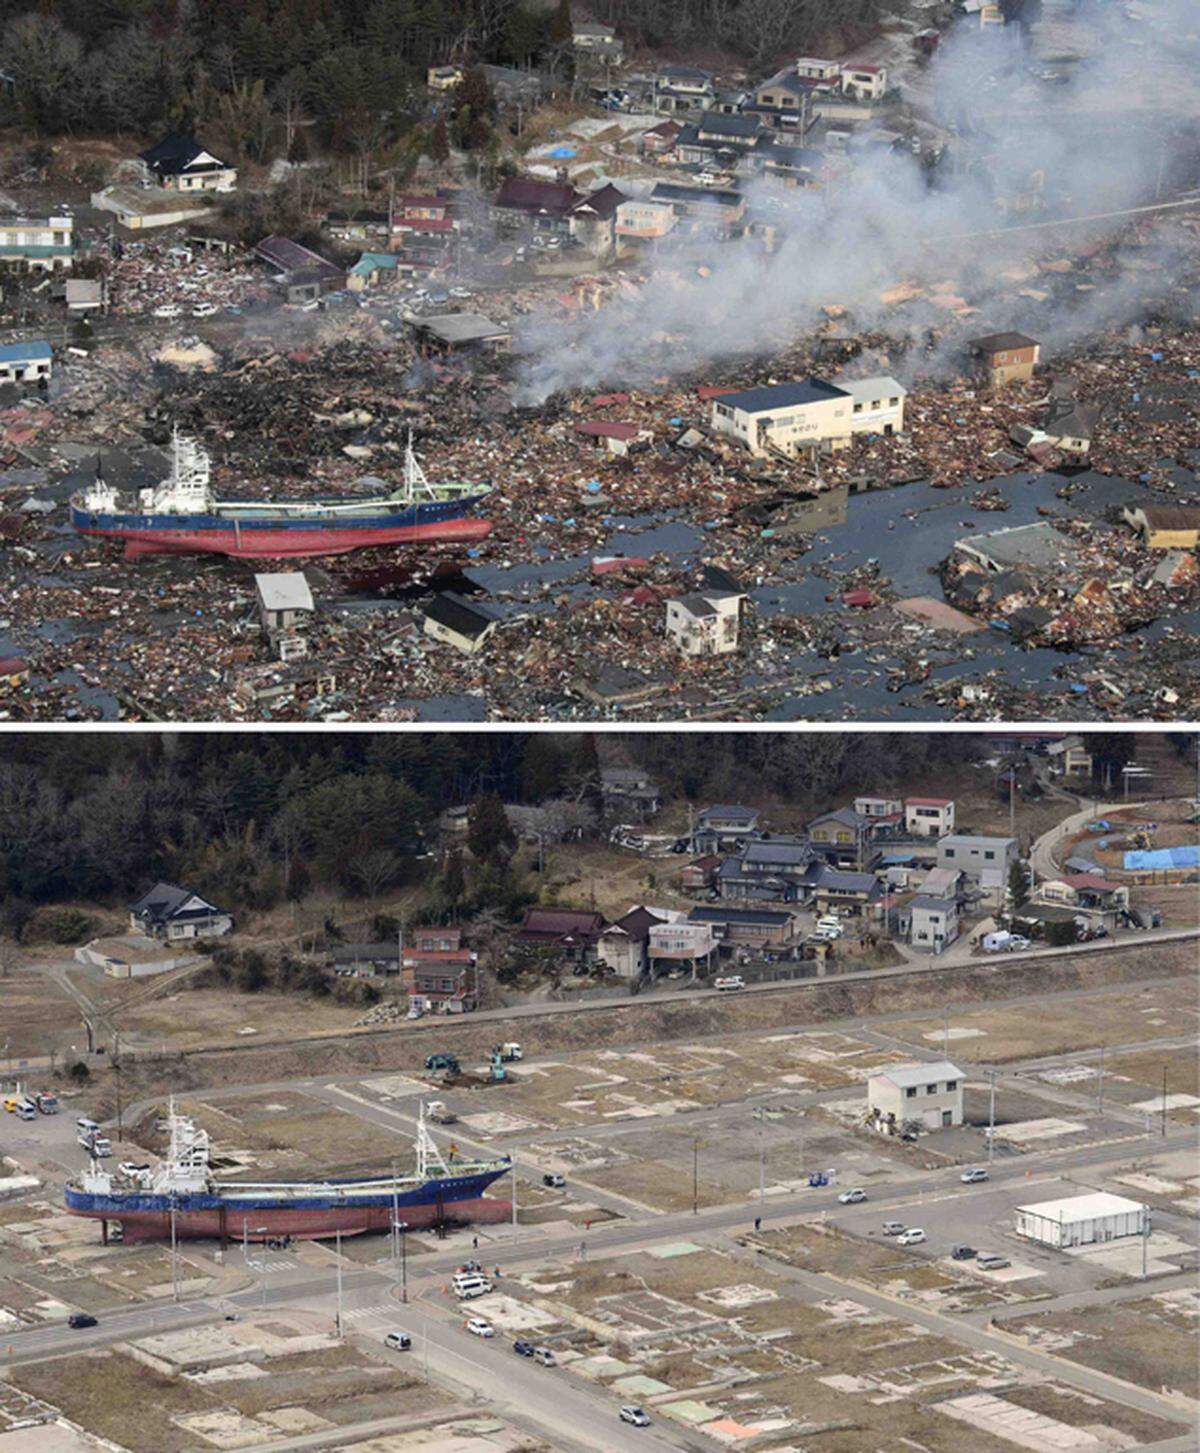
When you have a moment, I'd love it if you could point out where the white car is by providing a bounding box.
[619,1405,651,1426]
[152,304,182,319]
[1007,936,1031,951]
[191,302,219,318]
[118,1162,149,1178]
[466,1318,494,1338]
[838,1188,867,1204]
[960,1167,989,1184]
[897,1227,926,1246]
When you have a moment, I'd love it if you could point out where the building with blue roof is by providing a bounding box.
[0,338,52,384]
[709,377,853,458]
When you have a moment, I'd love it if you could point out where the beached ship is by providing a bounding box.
[65,1104,511,1243]
[70,431,492,559]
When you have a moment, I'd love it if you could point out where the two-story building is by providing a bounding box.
[0,340,52,386]
[831,375,906,436]
[905,894,960,953]
[692,804,760,854]
[390,193,460,269]
[687,904,796,949]
[841,63,888,101]
[129,882,232,942]
[674,110,763,166]
[969,332,1040,389]
[492,177,582,237]
[648,182,745,235]
[654,66,716,114]
[138,133,237,192]
[719,838,815,902]
[0,213,74,272]
[647,920,717,975]
[905,797,954,838]
[665,586,742,656]
[710,378,854,458]
[601,766,662,822]
[936,833,1018,892]
[855,795,903,825]
[807,863,885,920]
[597,906,666,979]
[615,197,677,244]
[867,1060,964,1132]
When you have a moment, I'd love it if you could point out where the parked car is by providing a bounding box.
[532,1346,556,1366]
[68,1312,98,1329]
[1007,935,1031,951]
[191,302,218,318]
[951,1244,977,1260]
[960,1167,989,1183]
[513,1339,535,1357]
[542,1173,566,1189]
[384,1331,412,1350]
[152,303,182,319]
[882,1221,906,1236]
[838,1188,867,1204]
[619,1405,651,1426]
[897,1228,926,1246]
[466,1318,494,1337]
[976,1252,1010,1270]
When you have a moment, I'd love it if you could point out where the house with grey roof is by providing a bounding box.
[129,883,232,942]
[936,833,1019,892]
[868,1060,964,1131]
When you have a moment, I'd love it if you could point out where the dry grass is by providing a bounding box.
[1007,1295,1200,1401]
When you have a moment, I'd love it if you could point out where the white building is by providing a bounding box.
[794,58,841,84]
[905,796,954,837]
[841,63,888,101]
[831,375,906,436]
[665,590,742,656]
[255,572,314,632]
[647,921,717,968]
[1015,1192,1145,1249]
[908,895,959,953]
[936,833,1018,892]
[867,1060,964,1131]
[615,198,677,241]
[710,378,854,458]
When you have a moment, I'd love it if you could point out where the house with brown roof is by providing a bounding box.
[492,177,583,236]
[596,906,667,978]
[1122,503,1200,551]
[517,906,607,961]
[570,183,626,256]
[969,332,1040,388]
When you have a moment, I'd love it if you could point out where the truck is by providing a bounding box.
[35,1092,59,1114]
[426,1100,457,1125]
[981,931,1013,952]
[495,1043,523,1062]
[424,1053,460,1074]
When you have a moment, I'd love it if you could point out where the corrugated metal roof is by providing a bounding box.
[871,1060,964,1087]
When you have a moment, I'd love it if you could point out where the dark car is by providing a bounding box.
[513,1339,535,1357]
[68,1312,98,1329]
[951,1244,977,1260]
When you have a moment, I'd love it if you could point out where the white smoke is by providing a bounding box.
[514,0,1200,402]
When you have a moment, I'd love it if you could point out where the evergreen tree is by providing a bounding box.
[1007,857,1030,910]
[441,846,466,908]
[430,113,450,164]
[520,736,564,802]
[467,792,514,863]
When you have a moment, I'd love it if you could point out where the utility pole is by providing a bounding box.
[943,1012,949,1059]
[1141,1206,1150,1279]
[171,1195,180,1301]
[692,1137,698,1215]
[1097,1044,1104,1115]
[400,1224,408,1304]
[987,1070,996,1164]
[1161,1064,1168,1137]
[335,1227,344,1338]
[755,1107,766,1205]
[511,1151,518,1231]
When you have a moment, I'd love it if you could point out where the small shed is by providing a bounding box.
[255,572,314,631]
[423,592,503,654]
[1015,1192,1145,1249]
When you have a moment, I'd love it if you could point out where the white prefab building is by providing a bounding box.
[1015,1192,1146,1249]
[832,375,906,436]
[867,1060,964,1130]
[665,591,741,656]
[710,378,853,458]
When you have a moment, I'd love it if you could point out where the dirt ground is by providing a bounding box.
[0,970,93,1060]
[7,1337,448,1453]
[1007,1290,1200,1401]
[75,942,1199,1121]
[884,978,1199,1064]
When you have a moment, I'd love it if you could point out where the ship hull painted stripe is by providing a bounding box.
[73,518,492,559]
[67,1196,509,1242]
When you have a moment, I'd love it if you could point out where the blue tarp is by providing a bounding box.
[1123,845,1200,871]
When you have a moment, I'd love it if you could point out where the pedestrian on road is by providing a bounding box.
[472,1236,478,1250]
[754,1217,761,1232]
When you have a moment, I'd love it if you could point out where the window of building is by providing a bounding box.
[984,850,995,860]
[946,1080,957,1091]
[944,848,955,858]
[854,402,863,413]
[926,1084,937,1094]
[889,396,899,406]
[905,1086,917,1098]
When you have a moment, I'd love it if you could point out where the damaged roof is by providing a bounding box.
[717,378,849,413]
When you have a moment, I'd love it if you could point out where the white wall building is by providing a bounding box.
[936,834,1018,892]
[840,64,888,100]
[665,591,741,656]
[905,797,954,837]
[831,375,906,436]
[1015,1192,1146,1249]
[615,198,677,241]
[710,378,853,458]
[867,1060,964,1131]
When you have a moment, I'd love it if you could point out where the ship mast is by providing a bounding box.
[403,432,436,502]
[415,1102,449,1180]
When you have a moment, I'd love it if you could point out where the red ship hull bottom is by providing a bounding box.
[76,518,493,561]
[72,1195,511,1243]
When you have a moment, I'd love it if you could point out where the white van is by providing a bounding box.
[76,1117,100,1135]
[15,1102,36,1121]
[383,1331,412,1351]
[713,976,745,992]
[454,1280,490,1300]
[815,917,844,936]
[90,1137,113,1158]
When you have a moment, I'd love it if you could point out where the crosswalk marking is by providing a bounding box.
[247,1255,296,1272]
[340,1303,394,1323]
